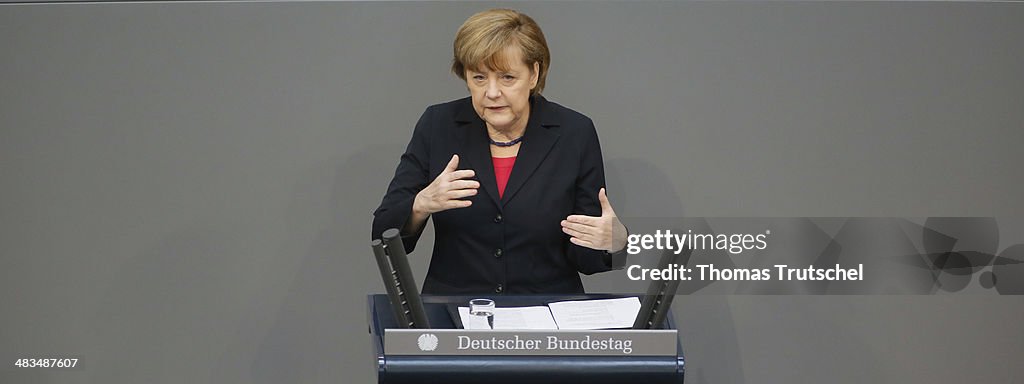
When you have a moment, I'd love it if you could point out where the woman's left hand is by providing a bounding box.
[561,188,627,253]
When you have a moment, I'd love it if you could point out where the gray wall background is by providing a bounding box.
[2,1,1022,383]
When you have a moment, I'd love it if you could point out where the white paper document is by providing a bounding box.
[457,306,559,330]
[546,297,642,330]
[457,307,493,329]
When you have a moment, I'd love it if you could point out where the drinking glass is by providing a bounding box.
[468,298,495,329]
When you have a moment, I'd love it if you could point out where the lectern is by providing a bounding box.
[367,294,686,384]
[369,229,685,383]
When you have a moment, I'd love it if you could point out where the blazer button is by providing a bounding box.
[494,214,503,223]
[495,284,504,293]
[494,248,503,258]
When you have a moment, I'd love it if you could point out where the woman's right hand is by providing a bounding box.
[413,154,479,215]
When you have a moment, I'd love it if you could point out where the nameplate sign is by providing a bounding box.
[384,329,678,356]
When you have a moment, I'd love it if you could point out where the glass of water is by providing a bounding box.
[469,298,495,329]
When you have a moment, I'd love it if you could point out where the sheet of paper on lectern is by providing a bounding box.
[547,297,642,330]
[457,297,641,330]
[457,306,559,330]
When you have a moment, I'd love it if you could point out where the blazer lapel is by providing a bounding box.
[454,101,502,210]
[501,96,560,206]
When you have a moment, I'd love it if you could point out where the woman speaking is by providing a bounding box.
[372,9,627,295]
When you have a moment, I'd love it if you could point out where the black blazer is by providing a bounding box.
[372,95,614,295]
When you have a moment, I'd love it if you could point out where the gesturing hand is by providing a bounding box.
[413,154,479,215]
[561,188,627,252]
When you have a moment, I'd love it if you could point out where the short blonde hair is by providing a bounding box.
[451,9,551,95]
